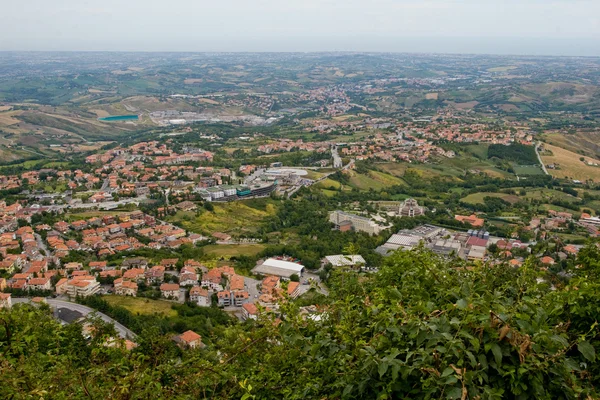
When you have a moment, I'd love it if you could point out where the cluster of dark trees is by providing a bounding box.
[488,143,539,165]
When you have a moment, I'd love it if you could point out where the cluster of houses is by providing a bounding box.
[37,211,201,260]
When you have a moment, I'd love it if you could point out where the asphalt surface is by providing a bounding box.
[12,298,136,339]
[535,142,550,175]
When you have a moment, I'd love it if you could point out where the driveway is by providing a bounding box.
[244,276,262,300]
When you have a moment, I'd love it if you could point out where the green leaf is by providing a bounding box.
[441,367,454,377]
[446,387,463,399]
[378,361,389,377]
[343,385,354,396]
[465,350,477,367]
[456,299,468,310]
[491,343,503,367]
[578,341,596,362]
[391,364,401,381]
[388,288,402,300]
[550,335,568,348]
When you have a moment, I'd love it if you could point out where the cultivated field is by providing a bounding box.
[540,143,600,182]
[543,132,600,159]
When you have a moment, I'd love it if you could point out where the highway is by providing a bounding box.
[12,298,136,339]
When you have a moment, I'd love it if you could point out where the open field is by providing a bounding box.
[461,192,521,205]
[167,200,275,236]
[543,132,600,159]
[314,178,341,190]
[462,144,490,159]
[540,143,600,182]
[320,189,338,197]
[103,296,177,317]
[65,211,128,221]
[523,188,580,202]
[349,173,386,191]
[378,162,461,181]
[513,165,546,176]
[304,170,325,180]
[367,170,405,186]
[479,167,513,179]
[203,244,266,258]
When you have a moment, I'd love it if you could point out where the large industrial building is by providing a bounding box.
[196,183,276,202]
[329,210,388,235]
[375,224,446,256]
[252,258,305,280]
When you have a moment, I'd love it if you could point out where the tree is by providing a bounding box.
[1,246,599,398]
[289,274,300,282]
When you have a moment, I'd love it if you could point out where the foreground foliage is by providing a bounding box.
[1,246,599,399]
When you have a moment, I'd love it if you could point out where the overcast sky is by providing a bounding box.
[2,0,600,55]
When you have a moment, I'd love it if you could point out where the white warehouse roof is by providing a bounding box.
[252,258,305,278]
[261,258,304,273]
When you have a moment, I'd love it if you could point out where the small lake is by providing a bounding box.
[98,115,139,122]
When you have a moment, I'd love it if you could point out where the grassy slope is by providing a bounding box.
[541,143,600,182]
[461,192,521,205]
[103,296,177,317]
[167,201,276,236]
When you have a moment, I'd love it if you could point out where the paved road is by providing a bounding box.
[535,142,549,175]
[286,158,355,198]
[34,233,50,261]
[332,145,342,168]
[13,298,136,339]
[62,195,147,211]
[100,177,110,192]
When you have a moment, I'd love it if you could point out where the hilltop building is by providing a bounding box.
[329,210,389,235]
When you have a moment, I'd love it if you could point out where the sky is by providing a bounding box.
[2,0,600,56]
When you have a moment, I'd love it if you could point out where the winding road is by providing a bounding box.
[12,298,136,339]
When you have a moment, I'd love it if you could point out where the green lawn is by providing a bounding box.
[513,165,546,175]
[103,296,177,317]
[461,192,521,205]
[203,244,266,258]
